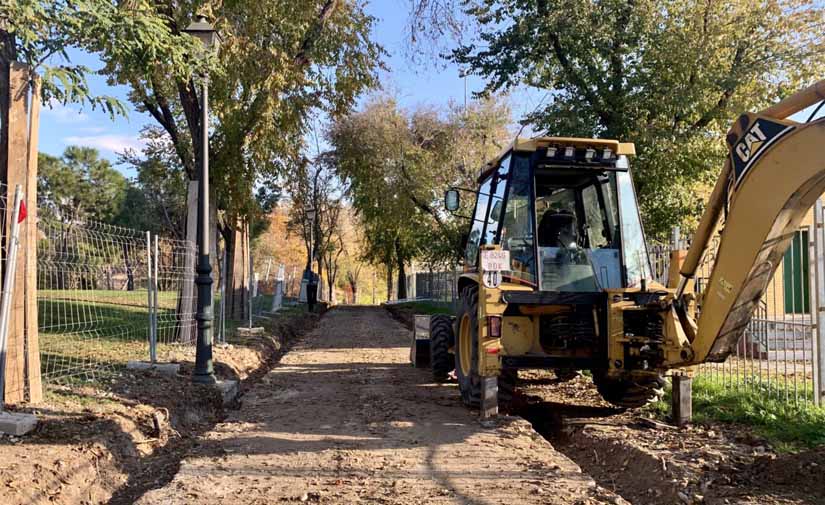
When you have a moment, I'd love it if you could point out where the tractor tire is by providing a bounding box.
[592,370,665,408]
[455,285,482,407]
[430,314,454,383]
[454,285,516,409]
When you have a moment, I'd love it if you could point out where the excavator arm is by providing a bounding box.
[670,80,825,365]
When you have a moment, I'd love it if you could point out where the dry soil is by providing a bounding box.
[138,306,623,504]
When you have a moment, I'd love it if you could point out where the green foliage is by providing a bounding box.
[388,300,453,315]
[94,0,383,230]
[1,0,197,117]
[650,376,825,452]
[451,0,825,238]
[117,126,191,237]
[329,95,512,272]
[209,0,384,223]
[38,146,128,223]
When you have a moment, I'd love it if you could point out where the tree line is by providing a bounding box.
[4,0,824,303]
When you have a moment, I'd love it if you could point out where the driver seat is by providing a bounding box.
[538,210,576,247]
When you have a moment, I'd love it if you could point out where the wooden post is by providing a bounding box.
[230,224,247,320]
[2,62,32,404]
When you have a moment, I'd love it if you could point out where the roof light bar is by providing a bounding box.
[564,146,575,158]
[585,148,596,160]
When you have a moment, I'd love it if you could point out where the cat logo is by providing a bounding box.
[731,118,795,188]
[735,123,767,164]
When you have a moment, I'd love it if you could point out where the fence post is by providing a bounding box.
[146,231,155,363]
[152,235,159,361]
[247,230,253,329]
[812,199,825,406]
[218,249,227,344]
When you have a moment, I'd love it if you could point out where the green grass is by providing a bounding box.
[649,376,825,452]
[389,300,454,315]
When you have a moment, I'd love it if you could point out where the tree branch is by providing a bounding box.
[690,42,747,131]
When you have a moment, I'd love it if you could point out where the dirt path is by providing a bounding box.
[138,306,619,504]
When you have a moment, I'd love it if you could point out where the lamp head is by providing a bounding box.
[184,15,221,49]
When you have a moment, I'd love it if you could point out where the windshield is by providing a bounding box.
[499,154,536,285]
[616,157,652,287]
[535,170,622,291]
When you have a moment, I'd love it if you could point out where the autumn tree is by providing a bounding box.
[284,155,346,302]
[329,94,511,297]
[252,206,308,297]
[90,1,382,249]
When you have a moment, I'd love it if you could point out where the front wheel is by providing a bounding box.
[455,286,481,407]
[454,285,516,409]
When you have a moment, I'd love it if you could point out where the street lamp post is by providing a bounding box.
[184,15,220,385]
[306,208,316,275]
[305,208,317,310]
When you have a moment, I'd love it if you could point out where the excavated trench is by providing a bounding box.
[515,399,687,504]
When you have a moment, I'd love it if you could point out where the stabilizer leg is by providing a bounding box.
[481,376,498,418]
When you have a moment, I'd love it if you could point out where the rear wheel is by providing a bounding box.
[454,285,516,409]
[430,314,454,383]
[592,370,665,408]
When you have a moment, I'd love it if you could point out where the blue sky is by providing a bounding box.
[37,1,821,177]
[38,1,544,177]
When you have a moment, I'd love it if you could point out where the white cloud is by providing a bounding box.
[42,99,88,123]
[63,134,144,154]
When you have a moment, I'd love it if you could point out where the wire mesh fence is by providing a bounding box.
[650,225,821,405]
[405,268,460,305]
[37,215,195,385]
[154,236,197,349]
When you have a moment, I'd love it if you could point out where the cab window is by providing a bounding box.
[464,175,493,266]
[482,155,511,245]
[499,154,536,285]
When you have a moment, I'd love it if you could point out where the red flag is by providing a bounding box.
[17,200,26,223]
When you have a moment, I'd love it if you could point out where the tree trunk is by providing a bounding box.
[396,258,407,300]
[176,181,197,344]
[0,29,16,185]
[395,238,407,300]
[220,221,235,319]
[122,242,134,291]
[386,263,393,302]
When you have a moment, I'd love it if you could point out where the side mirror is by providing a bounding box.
[445,189,460,212]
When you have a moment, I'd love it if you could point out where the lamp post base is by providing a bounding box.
[192,370,217,385]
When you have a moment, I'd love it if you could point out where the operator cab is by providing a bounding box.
[455,137,651,292]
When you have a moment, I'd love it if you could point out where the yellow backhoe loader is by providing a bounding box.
[431,79,825,412]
